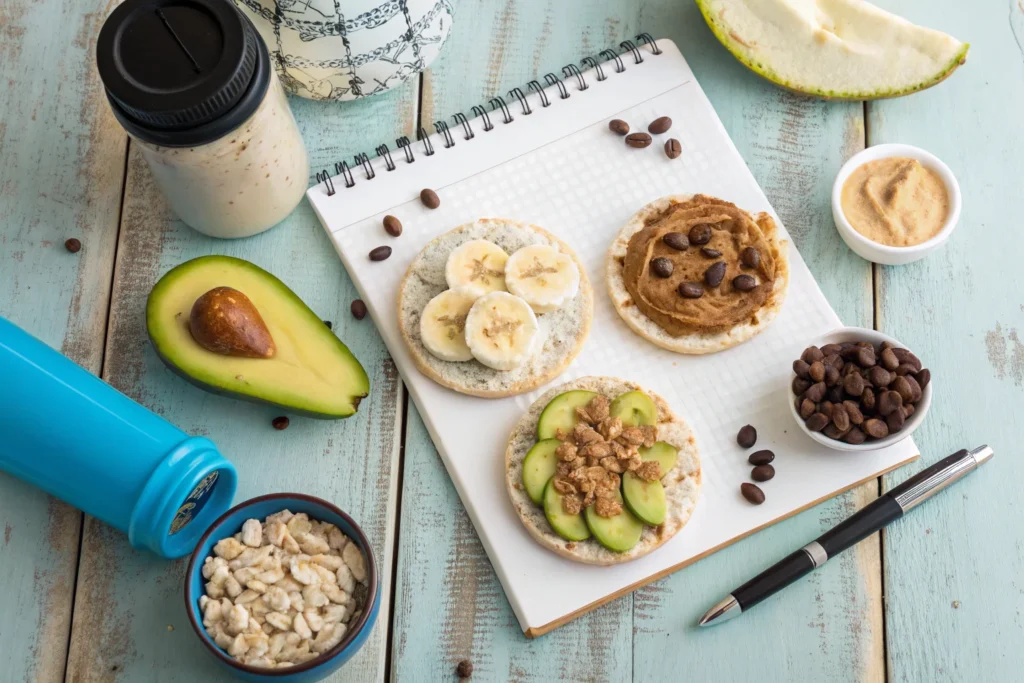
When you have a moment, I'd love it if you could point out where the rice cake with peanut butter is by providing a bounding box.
[607,194,789,354]
[505,376,701,565]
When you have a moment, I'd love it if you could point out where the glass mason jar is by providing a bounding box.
[97,0,309,238]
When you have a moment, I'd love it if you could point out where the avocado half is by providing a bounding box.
[146,255,369,419]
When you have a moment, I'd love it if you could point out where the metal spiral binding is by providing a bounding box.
[562,63,588,90]
[508,87,532,115]
[315,33,663,194]
[376,144,396,171]
[580,56,605,82]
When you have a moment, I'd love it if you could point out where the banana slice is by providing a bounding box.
[419,290,477,362]
[464,292,539,371]
[504,244,580,314]
[445,240,509,300]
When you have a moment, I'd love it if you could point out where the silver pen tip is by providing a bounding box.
[969,444,994,466]
[697,594,741,627]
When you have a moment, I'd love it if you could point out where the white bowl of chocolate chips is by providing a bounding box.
[789,327,932,452]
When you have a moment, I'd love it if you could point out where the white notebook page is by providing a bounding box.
[307,40,917,635]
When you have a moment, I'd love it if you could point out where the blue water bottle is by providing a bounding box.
[0,316,238,558]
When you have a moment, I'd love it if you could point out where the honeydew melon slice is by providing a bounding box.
[696,0,968,100]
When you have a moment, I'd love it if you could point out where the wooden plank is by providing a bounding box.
[870,2,1024,681]
[62,82,418,681]
[0,0,126,680]
[391,1,882,680]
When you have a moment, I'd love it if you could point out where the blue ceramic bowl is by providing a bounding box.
[185,493,380,682]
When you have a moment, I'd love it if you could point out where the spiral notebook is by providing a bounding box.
[306,37,918,636]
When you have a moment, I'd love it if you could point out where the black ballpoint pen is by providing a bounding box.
[698,444,994,626]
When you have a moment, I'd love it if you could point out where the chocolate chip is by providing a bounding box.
[886,409,906,433]
[664,138,682,159]
[792,377,811,395]
[369,245,392,261]
[803,381,826,403]
[704,261,726,287]
[880,347,899,370]
[793,359,811,378]
[863,418,889,439]
[842,400,864,425]
[808,361,826,382]
[801,346,825,363]
[609,119,630,135]
[740,247,760,268]
[678,282,704,299]
[350,299,367,320]
[843,427,867,444]
[700,246,722,258]
[751,464,775,482]
[915,368,931,390]
[324,320,332,329]
[868,366,892,388]
[663,232,689,250]
[749,449,775,466]
[648,116,672,134]
[420,188,440,209]
[456,659,474,679]
[843,372,865,397]
[805,412,829,432]
[271,416,290,430]
[732,274,757,291]
[383,215,402,236]
[688,223,712,245]
[626,132,653,148]
[741,483,765,505]
[737,424,757,448]
[650,257,674,278]
[64,238,81,253]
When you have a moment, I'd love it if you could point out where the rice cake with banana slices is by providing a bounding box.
[607,194,790,354]
[398,218,593,398]
[505,376,701,565]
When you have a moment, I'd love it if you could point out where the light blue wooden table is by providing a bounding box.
[1,0,1020,681]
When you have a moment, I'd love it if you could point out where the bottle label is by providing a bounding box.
[170,471,220,536]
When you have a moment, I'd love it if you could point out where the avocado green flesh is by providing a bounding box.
[610,391,657,427]
[537,390,598,440]
[640,441,678,474]
[146,255,369,419]
[622,472,667,526]
[522,439,560,504]
[543,479,590,542]
[584,491,644,552]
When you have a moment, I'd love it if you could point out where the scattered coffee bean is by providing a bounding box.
[915,368,931,390]
[679,282,704,299]
[663,232,689,250]
[741,482,765,505]
[369,245,392,261]
[803,381,826,403]
[688,223,712,245]
[751,464,775,482]
[324,320,332,329]
[886,409,906,433]
[420,188,440,208]
[799,398,816,419]
[648,116,672,134]
[625,132,653,148]
[737,424,757,448]
[868,366,892,388]
[808,361,826,383]
[350,299,367,320]
[792,377,811,395]
[793,359,811,378]
[863,418,889,439]
[832,403,851,431]
[843,427,867,444]
[609,119,630,136]
[383,215,402,236]
[805,412,829,432]
[700,246,722,258]
[456,659,474,679]
[732,274,757,291]
[64,238,81,253]
[664,138,682,159]
[801,346,825,363]
[704,261,726,287]
[748,449,775,466]
[271,416,290,430]
[880,347,899,370]
[650,257,674,278]
[740,246,760,268]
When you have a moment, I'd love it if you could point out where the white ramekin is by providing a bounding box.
[831,143,961,266]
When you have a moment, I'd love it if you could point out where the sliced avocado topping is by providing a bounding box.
[537,390,598,440]
[610,390,657,427]
[584,491,644,552]
[640,441,678,474]
[622,471,667,526]
[522,439,560,504]
[146,255,369,418]
[543,478,590,542]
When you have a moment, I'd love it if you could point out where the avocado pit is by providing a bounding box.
[189,286,276,359]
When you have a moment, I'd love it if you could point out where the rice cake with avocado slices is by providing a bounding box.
[505,376,701,565]
[398,219,593,398]
[607,194,789,354]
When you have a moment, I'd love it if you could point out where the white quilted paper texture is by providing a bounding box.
[308,40,918,634]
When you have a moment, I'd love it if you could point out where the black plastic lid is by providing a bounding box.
[96,0,270,147]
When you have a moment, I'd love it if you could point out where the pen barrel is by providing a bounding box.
[816,495,903,557]
[733,549,814,610]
